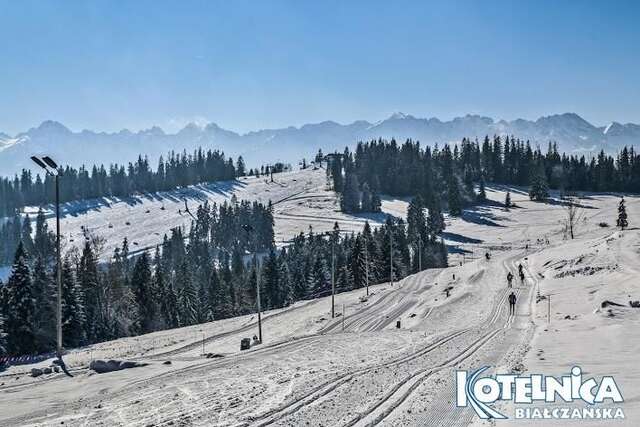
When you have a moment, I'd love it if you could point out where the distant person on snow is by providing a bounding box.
[507,271,514,288]
[485,252,491,261]
[508,292,517,315]
[518,263,523,275]
[519,270,525,283]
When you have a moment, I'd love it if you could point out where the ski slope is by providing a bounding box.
[18,167,393,263]
[2,179,640,426]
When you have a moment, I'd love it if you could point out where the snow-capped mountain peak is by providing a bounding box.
[2,113,640,176]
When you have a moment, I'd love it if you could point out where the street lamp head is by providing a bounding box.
[42,156,58,169]
[31,156,48,170]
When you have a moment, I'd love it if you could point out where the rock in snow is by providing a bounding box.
[89,359,148,374]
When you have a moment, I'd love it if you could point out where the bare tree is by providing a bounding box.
[564,197,585,239]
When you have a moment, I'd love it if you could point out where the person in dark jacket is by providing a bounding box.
[508,292,517,315]
[507,271,514,288]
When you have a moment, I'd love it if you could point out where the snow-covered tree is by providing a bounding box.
[617,197,629,230]
[5,243,37,355]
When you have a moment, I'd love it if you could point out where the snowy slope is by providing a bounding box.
[2,182,640,426]
[20,167,393,262]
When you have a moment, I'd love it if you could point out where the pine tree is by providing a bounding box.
[60,259,86,348]
[5,243,37,355]
[209,268,232,320]
[477,175,487,202]
[32,256,56,352]
[505,191,512,211]
[0,310,7,358]
[427,199,445,237]
[529,167,549,201]
[617,197,629,230]
[78,242,101,342]
[309,256,329,297]
[277,250,293,307]
[131,253,156,334]
[176,260,197,326]
[447,177,462,216]
[340,171,360,213]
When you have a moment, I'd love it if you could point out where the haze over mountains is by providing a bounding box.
[1,112,639,177]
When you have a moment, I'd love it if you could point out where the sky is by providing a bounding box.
[0,0,639,135]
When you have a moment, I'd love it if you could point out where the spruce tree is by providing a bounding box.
[0,312,6,358]
[32,256,56,352]
[477,175,487,202]
[427,199,445,237]
[78,242,100,342]
[131,253,156,334]
[176,260,197,326]
[60,259,86,348]
[617,197,628,230]
[529,167,549,201]
[5,243,37,355]
[447,177,462,216]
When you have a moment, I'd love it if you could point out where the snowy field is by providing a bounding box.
[2,171,640,426]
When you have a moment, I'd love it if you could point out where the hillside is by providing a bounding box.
[1,182,639,426]
[14,167,394,267]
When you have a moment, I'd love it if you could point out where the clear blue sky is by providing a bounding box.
[1,0,638,135]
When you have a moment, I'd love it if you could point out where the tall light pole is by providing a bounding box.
[389,224,394,286]
[324,230,336,318]
[31,156,70,375]
[242,224,262,343]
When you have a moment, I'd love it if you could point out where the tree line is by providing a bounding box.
[0,148,246,217]
[331,137,640,214]
[0,191,447,357]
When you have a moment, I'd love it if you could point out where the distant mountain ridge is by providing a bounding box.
[1,112,639,176]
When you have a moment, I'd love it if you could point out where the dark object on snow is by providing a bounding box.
[163,360,172,365]
[396,320,401,329]
[409,313,417,318]
[205,353,224,359]
[89,359,148,374]
[240,338,251,351]
[598,222,609,228]
[629,300,640,308]
[31,368,43,377]
[43,367,52,374]
[601,300,625,308]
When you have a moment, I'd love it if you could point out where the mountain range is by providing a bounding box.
[1,112,639,177]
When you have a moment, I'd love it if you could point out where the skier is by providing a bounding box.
[485,252,491,261]
[508,291,517,315]
[506,271,514,288]
[518,263,523,276]
[519,270,525,283]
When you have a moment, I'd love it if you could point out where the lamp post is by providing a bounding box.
[31,156,69,375]
[242,224,262,343]
[389,224,394,286]
[323,231,337,318]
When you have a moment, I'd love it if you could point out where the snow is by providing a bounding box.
[21,168,391,262]
[2,173,640,426]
